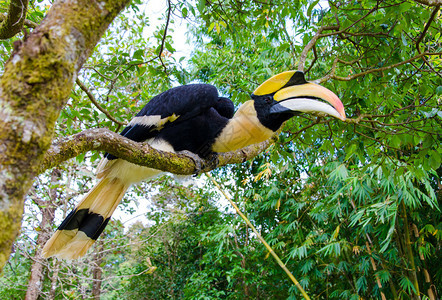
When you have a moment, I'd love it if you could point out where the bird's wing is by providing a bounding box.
[104,84,224,159]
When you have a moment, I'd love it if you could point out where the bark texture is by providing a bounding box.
[0,0,29,39]
[92,239,104,300]
[25,169,60,300]
[0,0,129,271]
[40,128,276,176]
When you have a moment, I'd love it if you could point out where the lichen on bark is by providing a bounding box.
[0,0,130,272]
[39,128,276,176]
[0,0,30,39]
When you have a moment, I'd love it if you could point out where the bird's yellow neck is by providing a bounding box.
[212,100,274,153]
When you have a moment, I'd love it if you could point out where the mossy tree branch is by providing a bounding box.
[0,0,130,271]
[0,12,37,31]
[40,128,276,176]
[0,0,29,39]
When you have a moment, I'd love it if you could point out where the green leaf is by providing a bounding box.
[376,270,391,284]
[182,7,188,18]
[165,42,175,53]
[399,275,417,295]
[428,150,441,170]
[345,143,358,160]
[133,49,144,59]
[208,22,215,33]
[401,32,408,46]
[197,0,206,13]
[307,0,320,17]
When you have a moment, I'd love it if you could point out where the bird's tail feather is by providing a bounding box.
[42,177,129,259]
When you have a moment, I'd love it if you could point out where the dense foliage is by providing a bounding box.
[0,0,440,299]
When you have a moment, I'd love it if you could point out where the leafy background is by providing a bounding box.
[0,0,440,299]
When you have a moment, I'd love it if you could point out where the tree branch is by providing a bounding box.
[305,45,317,74]
[297,25,339,72]
[317,52,442,83]
[415,5,440,48]
[0,12,37,30]
[39,128,276,175]
[415,5,441,77]
[0,0,29,39]
[318,6,379,38]
[157,0,172,74]
[0,0,130,271]
[412,0,442,6]
[297,5,382,72]
[75,79,126,126]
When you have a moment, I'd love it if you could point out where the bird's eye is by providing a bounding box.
[265,96,273,104]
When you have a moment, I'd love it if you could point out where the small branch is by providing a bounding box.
[339,31,390,37]
[415,6,441,77]
[104,77,118,104]
[91,66,113,81]
[298,25,339,72]
[305,45,317,74]
[288,117,326,138]
[318,52,442,83]
[39,128,275,175]
[297,6,378,72]
[157,0,172,74]
[415,7,439,45]
[412,0,442,6]
[0,0,30,39]
[318,6,378,39]
[75,79,126,126]
[0,12,37,29]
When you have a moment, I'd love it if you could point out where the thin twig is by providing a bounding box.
[412,0,442,6]
[318,52,442,83]
[75,78,126,126]
[305,45,317,74]
[298,25,339,71]
[415,5,441,77]
[157,0,172,74]
[318,6,378,38]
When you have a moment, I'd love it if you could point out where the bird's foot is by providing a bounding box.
[178,150,203,176]
[207,152,219,169]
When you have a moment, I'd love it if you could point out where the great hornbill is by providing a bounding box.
[42,71,346,259]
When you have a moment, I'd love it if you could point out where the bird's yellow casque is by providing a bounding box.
[254,70,345,120]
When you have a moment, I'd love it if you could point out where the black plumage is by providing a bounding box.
[106,84,234,159]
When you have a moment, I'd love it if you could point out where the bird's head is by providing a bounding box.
[251,71,346,131]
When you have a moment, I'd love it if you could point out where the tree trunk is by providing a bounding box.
[0,0,129,271]
[412,224,438,300]
[92,239,105,300]
[402,203,421,299]
[48,259,60,300]
[25,169,60,300]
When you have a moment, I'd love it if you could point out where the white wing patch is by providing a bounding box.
[129,113,180,130]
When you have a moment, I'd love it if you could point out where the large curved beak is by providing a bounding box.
[273,82,346,121]
[254,71,346,121]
